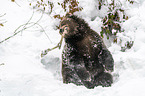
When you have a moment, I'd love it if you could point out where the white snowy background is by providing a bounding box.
[0,0,145,96]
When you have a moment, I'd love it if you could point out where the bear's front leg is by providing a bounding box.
[62,65,72,84]
[74,63,95,89]
[95,72,113,87]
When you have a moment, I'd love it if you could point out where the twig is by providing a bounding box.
[0,63,4,66]
[14,10,35,33]
[14,10,39,33]
[0,11,51,44]
[0,13,6,17]
[11,0,21,7]
[0,22,46,44]
[0,31,19,43]
[14,1,21,7]
[41,35,64,57]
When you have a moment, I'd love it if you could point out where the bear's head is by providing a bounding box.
[59,14,90,40]
[59,15,80,39]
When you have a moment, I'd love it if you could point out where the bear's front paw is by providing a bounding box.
[95,72,113,87]
[98,79,112,87]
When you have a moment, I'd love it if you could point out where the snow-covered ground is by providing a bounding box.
[0,0,145,96]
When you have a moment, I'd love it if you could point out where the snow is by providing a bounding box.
[0,0,145,96]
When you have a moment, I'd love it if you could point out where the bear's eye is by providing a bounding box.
[64,26,68,30]
[64,26,68,31]
[60,28,64,34]
[60,25,68,34]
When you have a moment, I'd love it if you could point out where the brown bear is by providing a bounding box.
[59,14,114,89]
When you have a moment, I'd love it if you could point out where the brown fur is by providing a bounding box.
[60,14,114,89]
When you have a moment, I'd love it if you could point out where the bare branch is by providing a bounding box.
[0,11,51,44]
[0,13,6,17]
[41,35,64,57]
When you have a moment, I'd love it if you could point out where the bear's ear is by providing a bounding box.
[65,13,73,18]
[61,13,71,21]
[61,13,73,22]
